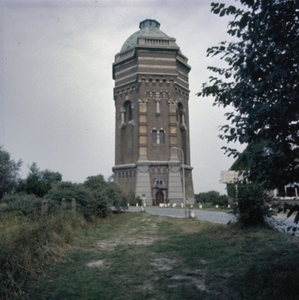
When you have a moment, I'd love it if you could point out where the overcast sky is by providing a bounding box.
[0,0,243,194]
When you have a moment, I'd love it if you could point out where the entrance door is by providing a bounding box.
[155,191,164,206]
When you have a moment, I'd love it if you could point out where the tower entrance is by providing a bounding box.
[155,191,164,206]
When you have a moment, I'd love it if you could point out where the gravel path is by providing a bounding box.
[127,206,298,235]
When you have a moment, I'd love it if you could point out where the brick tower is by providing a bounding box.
[112,19,194,206]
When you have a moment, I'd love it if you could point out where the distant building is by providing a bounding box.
[112,19,194,206]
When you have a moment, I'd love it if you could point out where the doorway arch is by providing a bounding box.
[155,191,164,206]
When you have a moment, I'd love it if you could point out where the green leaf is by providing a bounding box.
[239,13,249,29]
[226,5,236,15]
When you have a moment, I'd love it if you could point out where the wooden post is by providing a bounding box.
[61,198,66,220]
[71,198,76,216]
[41,200,48,227]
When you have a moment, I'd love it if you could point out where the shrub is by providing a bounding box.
[214,194,229,207]
[126,191,142,206]
[84,175,128,212]
[46,182,100,220]
[232,183,271,226]
[1,193,42,217]
[195,191,228,206]
[102,182,127,211]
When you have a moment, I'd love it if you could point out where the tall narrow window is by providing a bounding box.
[177,103,186,131]
[155,97,161,115]
[152,129,165,144]
[124,101,133,122]
[120,100,133,129]
[155,177,164,186]
[152,130,157,143]
[159,130,165,144]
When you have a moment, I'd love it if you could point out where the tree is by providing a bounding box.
[0,146,22,199]
[84,174,106,191]
[199,0,299,190]
[17,162,62,197]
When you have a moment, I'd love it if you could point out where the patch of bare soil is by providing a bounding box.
[86,259,109,268]
[89,215,217,294]
[150,258,176,271]
[150,258,215,293]
[97,236,159,251]
[166,269,208,292]
[139,280,155,293]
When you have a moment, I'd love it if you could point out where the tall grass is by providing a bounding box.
[0,209,87,299]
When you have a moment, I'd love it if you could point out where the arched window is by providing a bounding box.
[152,130,157,143]
[155,177,164,186]
[152,129,165,144]
[120,101,133,129]
[177,103,186,130]
[124,101,133,122]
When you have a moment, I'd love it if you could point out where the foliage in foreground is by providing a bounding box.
[231,182,272,226]
[0,211,88,299]
[199,0,299,190]
[0,174,135,298]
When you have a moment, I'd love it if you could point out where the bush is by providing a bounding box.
[232,183,271,226]
[1,193,42,217]
[125,190,142,206]
[46,182,101,220]
[195,191,228,206]
[102,182,128,211]
[46,178,128,220]
[84,175,128,212]
[214,195,229,207]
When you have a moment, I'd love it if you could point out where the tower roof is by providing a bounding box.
[121,19,178,52]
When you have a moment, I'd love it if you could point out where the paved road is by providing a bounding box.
[126,206,298,235]
[128,206,234,224]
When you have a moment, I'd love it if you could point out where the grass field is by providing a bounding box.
[25,212,299,300]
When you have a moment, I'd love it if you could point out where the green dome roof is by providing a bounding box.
[121,19,176,52]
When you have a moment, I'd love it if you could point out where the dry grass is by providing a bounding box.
[0,210,87,299]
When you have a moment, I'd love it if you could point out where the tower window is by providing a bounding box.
[159,130,165,144]
[124,101,133,122]
[177,102,186,131]
[151,129,165,144]
[120,100,133,129]
[155,177,164,186]
[152,130,157,143]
